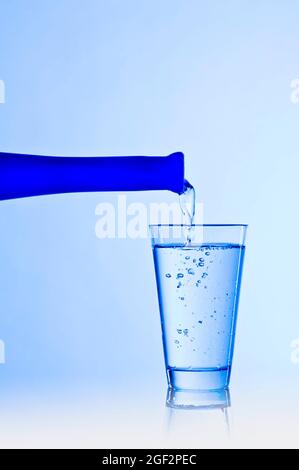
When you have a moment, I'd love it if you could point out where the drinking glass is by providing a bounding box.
[150,224,247,391]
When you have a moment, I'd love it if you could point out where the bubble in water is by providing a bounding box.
[165,273,171,278]
[177,281,182,288]
[187,268,195,275]
[202,272,208,279]
[183,329,189,336]
[174,339,179,344]
[198,320,203,324]
[196,280,201,287]
[176,273,184,279]
[177,329,182,334]
[185,256,190,260]
[179,296,185,301]
[205,251,210,256]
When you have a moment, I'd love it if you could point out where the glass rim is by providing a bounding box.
[149,224,248,228]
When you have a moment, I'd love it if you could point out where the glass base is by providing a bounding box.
[167,367,231,391]
[166,387,231,410]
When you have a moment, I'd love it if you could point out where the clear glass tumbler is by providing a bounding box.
[150,224,247,391]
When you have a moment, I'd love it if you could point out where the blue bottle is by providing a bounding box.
[0,151,184,200]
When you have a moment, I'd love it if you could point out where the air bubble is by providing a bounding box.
[202,272,208,279]
[188,268,195,275]
[183,329,189,336]
[165,273,171,278]
[185,256,190,260]
[176,273,184,279]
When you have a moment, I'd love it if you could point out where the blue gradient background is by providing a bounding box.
[0,0,299,442]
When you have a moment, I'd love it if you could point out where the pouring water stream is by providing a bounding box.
[179,180,196,244]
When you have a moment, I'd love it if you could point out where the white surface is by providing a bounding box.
[0,375,298,449]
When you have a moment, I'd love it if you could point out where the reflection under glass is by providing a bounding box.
[166,387,231,441]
